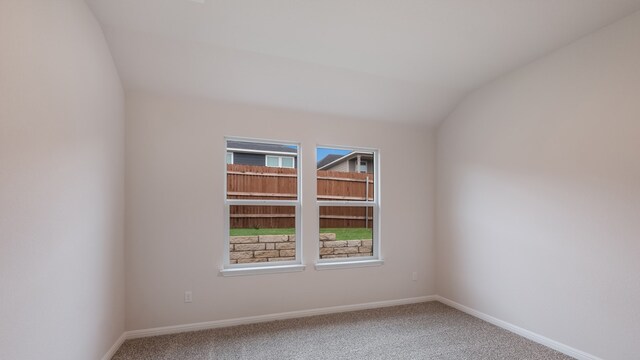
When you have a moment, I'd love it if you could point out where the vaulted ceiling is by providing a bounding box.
[87,0,640,125]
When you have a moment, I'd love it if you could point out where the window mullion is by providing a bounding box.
[317,200,377,207]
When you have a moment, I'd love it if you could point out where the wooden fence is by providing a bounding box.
[228,164,374,228]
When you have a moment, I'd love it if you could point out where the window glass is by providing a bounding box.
[281,157,294,168]
[226,141,298,201]
[319,206,374,259]
[358,161,367,173]
[317,146,379,262]
[266,156,280,167]
[225,138,300,268]
[317,148,374,202]
[229,205,296,264]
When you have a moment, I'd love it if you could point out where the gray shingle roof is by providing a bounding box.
[317,151,374,169]
[227,140,297,154]
[317,153,347,169]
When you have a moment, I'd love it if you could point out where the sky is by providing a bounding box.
[317,147,351,164]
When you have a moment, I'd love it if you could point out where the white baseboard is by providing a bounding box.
[125,295,436,340]
[103,295,436,358]
[434,295,602,360]
[101,332,126,360]
[104,295,598,360]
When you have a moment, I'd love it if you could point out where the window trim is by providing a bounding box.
[226,152,234,165]
[265,155,279,167]
[280,156,295,169]
[315,259,383,271]
[222,136,303,274]
[265,155,295,168]
[316,144,381,267]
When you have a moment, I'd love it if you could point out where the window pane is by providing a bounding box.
[358,161,367,173]
[317,147,374,201]
[281,157,294,168]
[266,156,279,167]
[229,205,296,264]
[226,152,233,164]
[319,206,373,259]
[226,140,298,200]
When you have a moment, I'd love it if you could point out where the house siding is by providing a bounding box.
[348,158,356,172]
[233,152,265,166]
[232,152,298,168]
[328,159,350,172]
[325,156,373,173]
[350,158,373,174]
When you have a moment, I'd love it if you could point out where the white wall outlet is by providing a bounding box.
[412,272,418,281]
[184,291,192,303]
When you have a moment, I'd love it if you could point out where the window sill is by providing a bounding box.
[314,259,384,271]
[220,264,306,277]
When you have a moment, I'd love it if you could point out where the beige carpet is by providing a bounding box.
[113,302,573,359]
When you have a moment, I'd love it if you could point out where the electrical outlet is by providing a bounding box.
[184,291,192,303]
[412,272,417,281]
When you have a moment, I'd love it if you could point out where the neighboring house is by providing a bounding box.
[227,140,297,168]
[317,151,373,173]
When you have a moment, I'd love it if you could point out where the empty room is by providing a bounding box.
[2,1,640,359]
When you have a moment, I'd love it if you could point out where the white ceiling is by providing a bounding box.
[87,0,640,125]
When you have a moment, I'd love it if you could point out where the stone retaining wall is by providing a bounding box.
[319,233,373,259]
[229,233,372,263]
[229,235,296,264]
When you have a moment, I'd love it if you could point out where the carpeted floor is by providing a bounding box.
[112,302,573,360]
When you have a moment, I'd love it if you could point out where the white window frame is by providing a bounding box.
[280,156,295,169]
[226,152,234,164]
[221,137,304,276]
[358,160,368,173]
[266,155,295,168]
[315,145,383,270]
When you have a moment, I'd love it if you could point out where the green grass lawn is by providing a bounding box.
[229,227,372,240]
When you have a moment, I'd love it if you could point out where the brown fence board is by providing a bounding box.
[227,164,375,228]
[317,170,374,201]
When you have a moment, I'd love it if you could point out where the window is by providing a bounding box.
[226,152,234,164]
[358,161,368,173]
[316,146,381,269]
[266,155,295,168]
[222,138,303,276]
[281,156,295,168]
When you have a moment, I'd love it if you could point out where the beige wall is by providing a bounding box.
[0,1,125,359]
[125,90,436,331]
[436,11,640,360]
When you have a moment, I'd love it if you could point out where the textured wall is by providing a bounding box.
[436,11,640,360]
[0,1,125,359]
[125,90,436,331]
